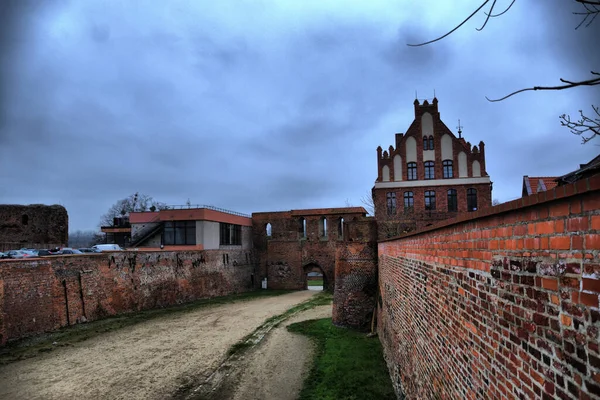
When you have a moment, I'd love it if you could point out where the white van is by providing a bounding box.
[91,244,123,252]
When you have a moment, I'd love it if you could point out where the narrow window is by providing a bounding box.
[407,162,417,180]
[428,135,434,150]
[266,223,272,237]
[386,192,396,215]
[443,160,453,179]
[404,191,414,211]
[322,218,328,238]
[447,189,457,212]
[424,161,435,180]
[423,136,429,150]
[22,214,29,225]
[425,191,436,210]
[299,217,307,238]
[338,217,344,238]
[467,188,478,212]
[226,254,229,264]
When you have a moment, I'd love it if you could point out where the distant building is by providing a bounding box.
[556,154,600,185]
[372,98,492,237]
[0,204,68,251]
[128,205,252,250]
[522,176,559,197]
[100,216,132,247]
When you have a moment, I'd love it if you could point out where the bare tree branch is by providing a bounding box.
[407,0,491,46]
[477,0,498,31]
[485,72,600,102]
[560,105,600,143]
[486,0,516,17]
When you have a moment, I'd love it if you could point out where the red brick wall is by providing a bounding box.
[373,182,492,235]
[0,249,256,345]
[252,210,375,291]
[378,174,600,399]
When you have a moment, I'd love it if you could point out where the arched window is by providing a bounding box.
[319,217,328,238]
[447,189,457,212]
[467,188,478,212]
[428,135,434,150]
[425,191,436,210]
[22,214,29,225]
[443,160,453,179]
[386,192,396,215]
[424,161,435,180]
[423,136,429,150]
[407,162,417,180]
[338,217,344,239]
[298,217,307,238]
[404,191,414,210]
[266,223,272,237]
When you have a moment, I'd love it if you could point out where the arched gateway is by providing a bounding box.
[303,263,328,291]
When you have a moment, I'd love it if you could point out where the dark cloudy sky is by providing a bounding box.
[1,0,598,231]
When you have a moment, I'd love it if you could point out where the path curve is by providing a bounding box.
[0,291,317,400]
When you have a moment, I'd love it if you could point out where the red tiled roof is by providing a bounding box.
[522,176,559,196]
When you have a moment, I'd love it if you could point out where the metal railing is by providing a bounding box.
[164,204,251,218]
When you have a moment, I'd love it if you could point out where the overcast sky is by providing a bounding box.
[1,0,598,231]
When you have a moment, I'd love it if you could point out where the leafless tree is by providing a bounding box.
[360,191,376,216]
[408,0,599,143]
[560,105,600,144]
[99,192,167,227]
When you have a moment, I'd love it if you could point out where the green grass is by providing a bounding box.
[307,279,323,286]
[0,289,293,366]
[227,291,333,357]
[288,318,396,400]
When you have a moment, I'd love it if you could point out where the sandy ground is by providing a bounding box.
[228,304,332,400]
[0,291,318,400]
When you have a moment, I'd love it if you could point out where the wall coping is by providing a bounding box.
[379,172,600,243]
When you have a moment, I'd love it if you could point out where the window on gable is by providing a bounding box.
[386,192,396,215]
[404,191,414,210]
[467,188,478,212]
[425,190,436,210]
[443,160,453,179]
[428,135,434,150]
[423,136,429,150]
[447,189,457,212]
[424,161,435,180]
[407,162,417,180]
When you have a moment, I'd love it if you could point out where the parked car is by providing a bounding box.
[91,244,123,252]
[5,250,35,259]
[78,248,96,253]
[0,252,9,259]
[36,249,53,257]
[59,248,83,255]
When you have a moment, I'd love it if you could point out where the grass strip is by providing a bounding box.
[307,280,323,286]
[0,289,293,366]
[288,318,396,400]
[227,291,332,357]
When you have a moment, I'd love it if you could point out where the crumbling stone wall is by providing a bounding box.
[0,249,256,345]
[333,242,378,330]
[0,204,68,251]
[378,174,600,399]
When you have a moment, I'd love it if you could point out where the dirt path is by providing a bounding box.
[0,291,317,400]
[228,304,332,400]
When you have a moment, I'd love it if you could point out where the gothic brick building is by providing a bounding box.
[373,98,492,237]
